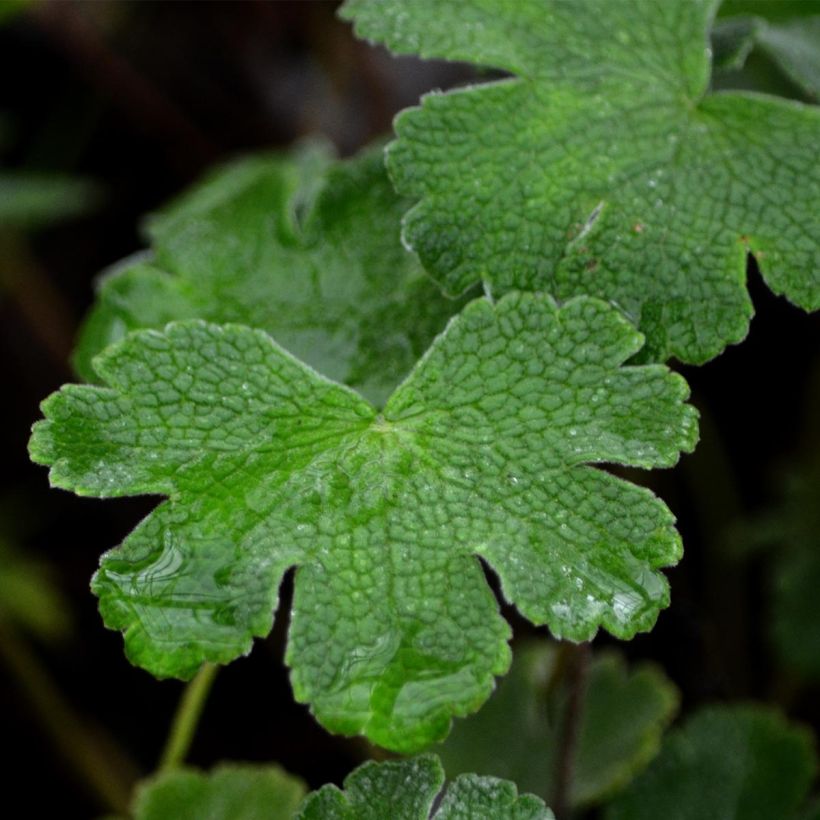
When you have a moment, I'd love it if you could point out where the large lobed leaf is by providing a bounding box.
[74,141,470,407]
[297,755,551,820]
[341,0,820,364]
[30,293,697,751]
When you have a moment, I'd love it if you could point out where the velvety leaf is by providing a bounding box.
[341,0,820,363]
[437,643,678,807]
[296,755,552,819]
[605,705,818,820]
[74,141,470,406]
[132,763,306,820]
[30,293,697,751]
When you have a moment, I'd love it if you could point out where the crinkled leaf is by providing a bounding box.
[341,0,820,364]
[605,705,818,820]
[132,763,306,820]
[0,538,71,640]
[74,141,469,406]
[30,293,697,751]
[296,755,552,820]
[0,172,100,229]
[437,643,678,808]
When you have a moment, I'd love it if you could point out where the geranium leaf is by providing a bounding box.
[73,141,470,406]
[341,0,820,363]
[30,292,696,751]
[296,755,552,819]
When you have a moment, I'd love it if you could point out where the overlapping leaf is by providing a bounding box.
[30,293,697,751]
[713,7,820,100]
[342,0,820,363]
[437,643,678,808]
[74,141,469,406]
[297,755,551,820]
[605,705,818,820]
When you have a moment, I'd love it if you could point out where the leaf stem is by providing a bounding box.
[552,641,591,820]
[0,623,138,813]
[157,662,218,773]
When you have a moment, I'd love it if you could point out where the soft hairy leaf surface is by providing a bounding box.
[341,0,820,363]
[30,293,696,751]
[605,705,818,820]
[437,643,678,808]
[74,141,468,406]
[132,764,306,820]
[296,755,552,820]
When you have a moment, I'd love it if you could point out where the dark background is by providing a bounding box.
[1,1,818,816]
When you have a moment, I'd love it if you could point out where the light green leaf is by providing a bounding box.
[437,643,678,808]
[30,292,697,751]
[605,705,818,820]
[296,755,552,819]
[132,763,306,820]
[0,172,100,229]
[74,141,470,407]
[341,0,820,364]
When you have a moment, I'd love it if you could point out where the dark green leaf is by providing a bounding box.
[297,755,552,819]
[74,141,470,406]
[605,705,818,820]
[132,763,306,820]
[437,643,678,807]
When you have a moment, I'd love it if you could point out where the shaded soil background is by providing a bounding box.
[0,1,818,816]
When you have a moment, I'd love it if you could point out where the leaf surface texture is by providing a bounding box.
[30,293,697,750]
[342,0,820,363]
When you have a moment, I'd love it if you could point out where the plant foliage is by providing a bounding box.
[342,0,820,363]
[31,293,695,751]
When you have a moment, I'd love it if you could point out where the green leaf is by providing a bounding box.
[713,10,820,100]
[0,537,71,641]
[0,172,100,229]
[30,292,697,751]
[132,763,306,820]
[296,755,552,819]
[437,643,679,808]
[341,0,820,364]
[605,705,818,820]
[74,141,470,407]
